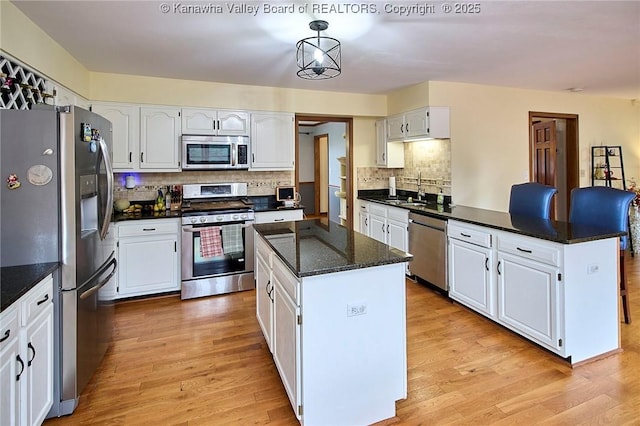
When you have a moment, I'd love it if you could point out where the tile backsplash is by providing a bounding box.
[114,170,294,201]
[357,139,451,196]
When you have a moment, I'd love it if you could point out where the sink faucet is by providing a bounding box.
[417,171,424,201]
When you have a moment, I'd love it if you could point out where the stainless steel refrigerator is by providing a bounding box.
[0,105,116,417]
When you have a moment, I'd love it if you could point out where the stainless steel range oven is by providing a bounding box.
[181,183,255,300]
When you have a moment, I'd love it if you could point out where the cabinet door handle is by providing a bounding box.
[265,280,271,295]
[140,152,144,163]
[460,232,472,238]
[36,294,49,305]
[382,224,385,233]
[129,152,132,163]
[0,329,10,343]
[365,218,368,226]
[485,257,489,271]
[516,247,533,254]
[400,124,404,134]
[382,152,385,161]
[497,260,502,275]
[27,342,36,367]
[143,228,156,231]
[387,224,389,233]
[16,355,24,381]
[406,123,409,133]
[274,218,285,222]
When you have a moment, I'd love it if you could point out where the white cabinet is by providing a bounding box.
[496,232,562,352]
[254,209,303,224]
[255,235,274,352]
[250,112,295,170]
[1,305,20,426]
[92,103,181,172]
[386,114,405,141]
[91,102,140,170]
[0,274,54,426]
[448,221,496,317]
[447,220,620,364]
[362,202,408,253]
[271,255,301,420]
[386,107,450,141]
[139,106,181,171]
[376,119,404,168]
[358,203,370,236]
[181,108,250,136]
[116,219,180,298]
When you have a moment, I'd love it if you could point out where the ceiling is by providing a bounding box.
[10,0,640,100]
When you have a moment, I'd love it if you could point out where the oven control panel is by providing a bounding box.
[182,211,254,225]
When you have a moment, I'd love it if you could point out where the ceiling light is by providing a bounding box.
[296,20,341,80]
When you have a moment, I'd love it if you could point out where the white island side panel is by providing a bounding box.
[300,262,407,425]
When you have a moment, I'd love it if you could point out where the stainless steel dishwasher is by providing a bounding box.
[408,212,447,291]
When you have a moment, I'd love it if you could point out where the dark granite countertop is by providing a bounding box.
[359,190,626,244]
[249,195,304,212]
[254,219,412,278]
[112,209,181,222]
[1,262,58,312]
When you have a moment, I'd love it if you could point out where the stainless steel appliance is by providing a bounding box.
[181,135,249,170]
[181,183,255,299]
[408,212,447,291]
[0,105,116,417]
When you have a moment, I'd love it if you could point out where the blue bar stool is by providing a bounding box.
[509,182,558,220]
[569,186,636,323]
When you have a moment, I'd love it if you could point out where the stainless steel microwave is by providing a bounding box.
[182,135,250,170]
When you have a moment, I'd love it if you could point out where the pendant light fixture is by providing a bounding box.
[296,20,341,80]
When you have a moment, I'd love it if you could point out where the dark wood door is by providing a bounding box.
[532,120,557,219]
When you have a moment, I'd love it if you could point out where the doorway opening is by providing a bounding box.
[529,112,579,221]
[295,115,353,230]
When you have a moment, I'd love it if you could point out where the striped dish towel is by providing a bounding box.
[222,224,244,254]
[199,226,223,258]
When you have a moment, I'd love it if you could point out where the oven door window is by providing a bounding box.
[192,225,245,277]
[186,144,231,165]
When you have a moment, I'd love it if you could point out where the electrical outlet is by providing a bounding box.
[587,264,599,274]
[347,302,367,317]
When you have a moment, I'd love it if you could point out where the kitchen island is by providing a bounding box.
[253,219,412,425]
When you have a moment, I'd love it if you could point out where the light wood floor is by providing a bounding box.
[45,255,640,425]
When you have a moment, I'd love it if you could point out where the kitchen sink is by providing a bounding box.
[401,202,427,207]
[385,199,404,205]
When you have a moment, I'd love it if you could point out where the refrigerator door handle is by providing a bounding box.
[98,137,114,240]
[78,256,117,300]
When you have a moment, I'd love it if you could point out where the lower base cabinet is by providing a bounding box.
[448,219,620,364]
[116,219,180,298]
[0,274,54,426]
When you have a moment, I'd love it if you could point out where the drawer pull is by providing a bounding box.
[0,330,9,343]
[516,247,533,254]
[36,294,49,305]
[460,232,472,238]
[274,219,285,222]
[143,228,156,231]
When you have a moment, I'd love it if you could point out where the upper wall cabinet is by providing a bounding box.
[91,102,140,170]
[250,112,295,170]
[52,84,88,109]
[386,106,450,141]
[376,119,404,168]
[181,108,250,136]
[139,106,181,171]
[92,103,181,172]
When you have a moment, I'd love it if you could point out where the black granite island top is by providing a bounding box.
[254,219,412,278]
[1,262,58,312]
[359,191,627,245]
